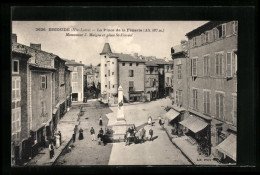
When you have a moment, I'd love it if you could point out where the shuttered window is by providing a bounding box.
[177,65,182,79]
[129,70,134,77]
[12,77,21,100]
[203,91,210,114]
[204,55,210,76]
[216,93,224,120]
[40,75,47,89]
[191,58,197,77]
[216,53,223,75]
[226,52,232,77]
[192,89,198,110]
[233,95,237,126]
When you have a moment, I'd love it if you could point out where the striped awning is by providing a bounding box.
[164,109,180,121]
[179,115,208,133]
[216,134,237,161]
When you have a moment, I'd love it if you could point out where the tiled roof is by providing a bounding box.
[145,60,159,66]
[152,59,173,65]
[100,43,112,55]
[110,53,145,63]
[64,59,84,66]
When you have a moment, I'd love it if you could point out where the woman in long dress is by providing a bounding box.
[79,128,84,140]
[99,116,103,127]
[56,134,60,148]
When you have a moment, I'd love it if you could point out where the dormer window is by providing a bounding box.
[12,60,19,74]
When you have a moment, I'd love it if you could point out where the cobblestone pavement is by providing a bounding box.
[56,100,113,165]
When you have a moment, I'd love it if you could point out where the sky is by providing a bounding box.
[12,21,208,66]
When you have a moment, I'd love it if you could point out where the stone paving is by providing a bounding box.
[25,107,80,166]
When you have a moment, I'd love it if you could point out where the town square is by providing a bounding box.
[11,21,237,166]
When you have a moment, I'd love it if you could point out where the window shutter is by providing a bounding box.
[226,52,232,77]
[220,94,224,120]
[207,92,210,114]
[216,94,219,118]
[204,91,206,113]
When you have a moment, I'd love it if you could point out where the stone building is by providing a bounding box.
[100,43,146,104]
[11,42,31,165]
[65,60,84,102]
[144,60,159,101]
[182,21,237,162]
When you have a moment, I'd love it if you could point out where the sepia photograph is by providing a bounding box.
[11,20,238,166]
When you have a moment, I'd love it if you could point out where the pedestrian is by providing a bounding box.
[79,128,84,140]
[148,116,152,125]
[99,128,104,135]
[125,131,130,146]
[49,142,54,159]
[141,128,146,143]
[149,128,153,141]
[99,116,103,127]
[90,127,96,141]
[56,133,60,148]
[58,131,62,145]
[97,133,102,145]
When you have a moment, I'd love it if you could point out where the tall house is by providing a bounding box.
[65,60,84,102]
[186,21,237,160]
[144,60,159,101]
[11,47,31,165]
[100,43,145,104]
[171,40,189,108]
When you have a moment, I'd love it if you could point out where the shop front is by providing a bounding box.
[179,115,211,156]
[129,91,143,102]
[164,109,182,136]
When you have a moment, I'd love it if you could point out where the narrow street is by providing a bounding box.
[56,98,191,165]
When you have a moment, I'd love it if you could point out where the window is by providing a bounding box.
[72,72,78,80]
[40,75,47,89]
[129,81,134,91]
[112,62,114,64]
[112,72,114,75]
[130,63,132,66]
[205,31,210,43]
[108,70,110,76]
[191,58,197,77]
[193,37,197,47]
[201,33,205,44]
[12,60,19,74]
[213,28,219,40]
[112,85,115,88]
[166,77,170,86]
[105,74,107,77]
[203,55,210,76]
[108,81,110,89]
[232,95,237,126]
[136,63,139,66]
[72,82,78,91]
[222,23,226,37]
[192,89,198,110]
[233,51,237,75]
[150,67,154,74]
[177,65,182,79]
[233,21,238,34]
[12,108,21,140]
[215,53,223,75]
[129,70,134,77]
[105,85,107,88]
[41,100,46,116]
[12,77,21,100]
[105,64,107,67]
[226,52,232,77]
[176,90,182,106]
[150,78,154,87]
[166,66,169,72]
[203,90,210,114]
[122,63,125,66]
[216,93,224,120]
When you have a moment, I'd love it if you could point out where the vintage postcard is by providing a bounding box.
[11,20,238,166]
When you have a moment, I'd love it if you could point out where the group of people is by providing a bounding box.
[125,126,154,146]
[49,131,62,159]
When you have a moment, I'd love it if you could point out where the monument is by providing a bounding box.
[108,85,131,142]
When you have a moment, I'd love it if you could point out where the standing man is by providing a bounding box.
[90,127,96,141]
[99,116,103,127]
[149,128,153,141]
[58,131,62,145]
[141,128,146,143]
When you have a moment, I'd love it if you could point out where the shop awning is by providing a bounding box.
[31,123,45,132]
[179,115,208,133]
[164,109,180,121]
[216,134,236,161]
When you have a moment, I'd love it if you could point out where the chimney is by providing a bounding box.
[12,34,17,43]
[30,43,41,50]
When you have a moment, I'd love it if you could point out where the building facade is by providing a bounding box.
[65,60,84,102]
[185,21,238,162]
[11,47,31,165]
[144,61,159,101]
[100,43,145,104]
